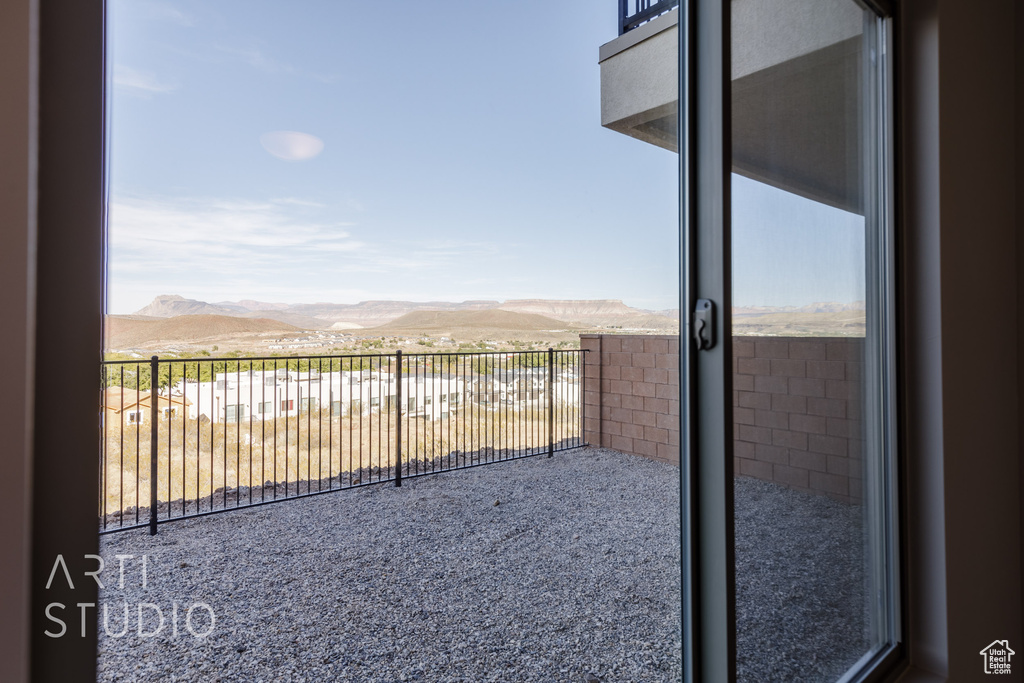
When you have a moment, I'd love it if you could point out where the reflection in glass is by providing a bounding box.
[731,0,893,679]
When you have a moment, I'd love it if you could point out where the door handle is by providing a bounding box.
[693,299,715,351]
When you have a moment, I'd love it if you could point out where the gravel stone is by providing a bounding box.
[97,447,869,682]
[98,447,683,682]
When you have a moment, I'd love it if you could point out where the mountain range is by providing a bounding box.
[132,295,681,330]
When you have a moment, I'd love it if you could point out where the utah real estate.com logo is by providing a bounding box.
[980,640,1015,675]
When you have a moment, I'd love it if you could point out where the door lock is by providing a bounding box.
[693,299,715,351]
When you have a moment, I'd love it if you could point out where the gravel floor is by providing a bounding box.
[96,447,868,682]
[735,477,868,682]
[97,447,683,683]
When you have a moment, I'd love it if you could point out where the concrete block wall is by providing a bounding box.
[581,334,864,503]
[733,337,864,504]
[580,334,680,465]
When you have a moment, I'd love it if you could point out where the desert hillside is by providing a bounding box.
[371,309,575,334]
[106,314,300,349]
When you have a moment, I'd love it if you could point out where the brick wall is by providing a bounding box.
[580,334,680,465]
[733,337,863,504]
[581,334,864,503]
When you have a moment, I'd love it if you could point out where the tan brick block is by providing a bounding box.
[790,414,828,434]
[621,337,645,353]
[604,394,621,408]
[770,359,806,378]
[633,382,656,398]
[667,338,679,354]
[643,426,668,443]
[610,407,631,423]
[634,439,659,458]
[656,353,679,369]
[584,392,601,408]
[754,443,788,464]
[846,399,863,421]
[632,411,657,427]
[622,422,645,440]
[667,399,679,416]
[633,353,656,368]
[738,391,771,410]
[773,464,809,488]
[620,394,644,411]
[603,365,621,381]
[610,379,632,395]
[604,420,621,436]
[789,450,827,472]
[807,396,846,418]
[657,443,679,464]
[826,379,859,401]
[610,351,631,366]
[584,378,600,394]
[754,375,788,394]
[849,477,863,500]
[644,338,669,354]
[666,369,679,386]
[772,429,808,450]
[644,397,669,414]
[755,339,790,359]
[787,340,827,360]
[771,393,806,414]
[734,374,754,392]
[600,378,612,393]
[754,409,788,429]
[584,417,600,433]
[735,406,756,425]
[602,337,622,353]
[644,367,669,384]
[734,338,756,357]
[808,433,847,457]
[826,341,861,362]
[667,429,679,446]
[806,360,845,380]
[656,412,679,431]
[739,424,773,445]
[810,471,848,496]
[735,440,756,459]
[827,417,860,439]
[601,352,613,367]
[789,377,826,397]
[739,457,774,481]
[656,383,677,400]
[620,365,643,382]
[611,435,634,453]
[738,357,770,375]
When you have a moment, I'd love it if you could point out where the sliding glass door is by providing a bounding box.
[683,1,898,680]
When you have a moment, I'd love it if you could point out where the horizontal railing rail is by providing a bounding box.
[99,349,585,534]
[619,0,679,35]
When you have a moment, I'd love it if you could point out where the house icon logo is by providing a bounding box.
[980,640,1015,675]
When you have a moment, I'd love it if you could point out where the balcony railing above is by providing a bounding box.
[619,0,679,35]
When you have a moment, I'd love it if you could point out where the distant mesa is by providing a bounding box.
[130,295,680,330]
[370,309,574,334]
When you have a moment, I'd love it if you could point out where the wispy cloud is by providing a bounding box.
[107,193,510,312]
[216,45,340,83]
[260,131,325,161]
[113,65,178,96]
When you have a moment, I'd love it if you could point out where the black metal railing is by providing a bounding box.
[99,349,585,534]
[619,0,679,35]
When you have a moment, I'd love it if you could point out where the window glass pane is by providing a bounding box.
[730,0,894,679]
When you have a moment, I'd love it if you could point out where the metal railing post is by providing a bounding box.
[547,348,554,457]
[149,355,159,535]
[395,350,402,487]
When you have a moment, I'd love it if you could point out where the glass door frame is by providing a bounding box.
[679,1,902,680]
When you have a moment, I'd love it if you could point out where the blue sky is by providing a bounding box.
[106,0,864,315]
